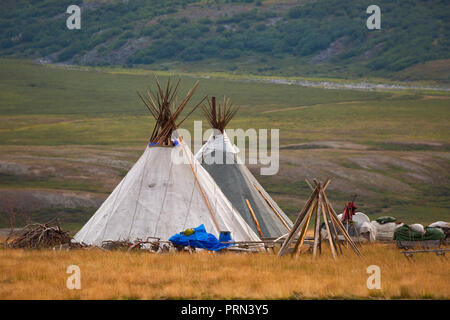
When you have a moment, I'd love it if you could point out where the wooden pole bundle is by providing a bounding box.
[278,178,361,259]
[137,77,206,145]
[201,95,239,133]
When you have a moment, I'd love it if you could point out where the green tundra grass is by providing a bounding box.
[0,58,449,230]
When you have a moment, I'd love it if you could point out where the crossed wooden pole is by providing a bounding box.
[278,178,362,259]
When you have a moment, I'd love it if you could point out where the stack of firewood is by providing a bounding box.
[7,221,71,249]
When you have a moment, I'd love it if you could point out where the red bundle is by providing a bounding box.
[341,201,358,221]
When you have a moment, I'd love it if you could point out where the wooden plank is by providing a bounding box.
[253,183,290,231]
[222,240,290,244]
[246,198,264,238]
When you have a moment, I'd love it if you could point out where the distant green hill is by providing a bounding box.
[0,0,449,81]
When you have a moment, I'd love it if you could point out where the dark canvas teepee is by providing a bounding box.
[195,97,293,238]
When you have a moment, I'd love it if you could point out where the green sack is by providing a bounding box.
[394,224,422,241]
[376,216,397,224]
[394,225,445,241]
[423,227,445,240]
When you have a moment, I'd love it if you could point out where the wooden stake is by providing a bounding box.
[246,199,264,238]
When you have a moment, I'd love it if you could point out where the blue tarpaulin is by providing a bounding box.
[169,224,233,251]
[149,140,179,147]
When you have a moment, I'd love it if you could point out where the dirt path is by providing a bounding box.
[250,78,450,92]
[262,100,365,114]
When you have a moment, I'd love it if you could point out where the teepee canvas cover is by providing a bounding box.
[74,80,259,245]
[195,97,293,238]
[74,143,260,245]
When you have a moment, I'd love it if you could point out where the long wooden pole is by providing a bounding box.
[278,187,319,256]
[321,198,337,260]
[322,190,361,256]
[329,209,361,255]
[305,179,314,191]
[329,211,343,255]
[211,96,217,128]
[253,183,290,231]
[179,138,221,233]
[293,198,315,253]
[294,198,317,257]
[246,199,264,238]
[312,184,322,259]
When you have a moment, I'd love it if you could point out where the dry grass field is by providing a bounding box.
[0,243,448,300]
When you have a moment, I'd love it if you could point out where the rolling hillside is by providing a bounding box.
[0,0,449,82]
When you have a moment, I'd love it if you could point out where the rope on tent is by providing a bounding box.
[178,138,221,233]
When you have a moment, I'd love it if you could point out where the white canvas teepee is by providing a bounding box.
[195,97,293,238]
[74,142,260,245]
[74,80,260,246]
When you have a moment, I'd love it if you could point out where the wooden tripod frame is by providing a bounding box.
[278,178,362,259]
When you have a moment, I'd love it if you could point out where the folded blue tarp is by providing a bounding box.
[169,224,233,251]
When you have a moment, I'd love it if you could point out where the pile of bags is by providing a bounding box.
[320,211,448,243]
[371,216,448,241]
[394,224,445,241]
[370,216,403,241]
[392,221,448,241]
